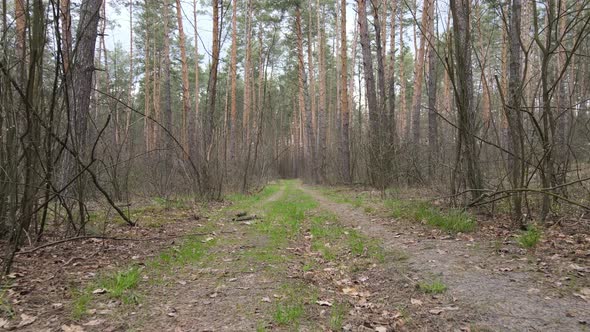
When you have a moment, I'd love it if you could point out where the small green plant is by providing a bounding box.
[273,303,304,326]
[418,279,447,294]
[386,199,476,233]
[329,303,346,331]
[99,267,141,303]
[0,289,14,318]
[348,231,366,256]
[71,289,92,319]
[256,322,267,332]
[517,226,541,248]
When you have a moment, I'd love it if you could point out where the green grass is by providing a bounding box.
[320,187,476,234]
[71,289,92,319]
[418,279,448,294]
[226,182,282,210]
[517,225,541,248]
[98,267,141,302]
[385,199,476,233]
[0,289,14,318]
[254,184,317,246]
[329,303,346,331]
[71,267,142,319]
[71,230,214,319]
[273,303,304,326]
[272,282,317,328]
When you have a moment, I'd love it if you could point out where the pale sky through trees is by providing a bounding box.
[107,1,368,61]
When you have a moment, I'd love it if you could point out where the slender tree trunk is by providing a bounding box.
[411,0,432,145]
[387,0,397,146]
[176,0,191,156]
[162,0,172,163]
[357,0,380,186]
[427,2,438,179]
[295,4,315,181]
[229,0,238,163]
[450,0,483,199]
[192,0,200,158]
[398,6,408,139]
[317,0,327,181]
[59,0,71,74]
[371,0,387,125]
[340,0,351,183]
[204,0,220,194]
[242,0,253,146]
[506,0,524,221]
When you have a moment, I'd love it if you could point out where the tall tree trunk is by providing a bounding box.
[204,0,220,194]
[427,2,438,179]
[450,0,483,199]
[387,0,397,146]
[192,0,200,158]
[295,4,315,181]
[317,0,327,181]
[371,0,387,125]
[398,6,407,139]
[506,0,524,221]
[229,0,238,163]
[143,7,151,152]
[176,0,191,156]
[411,0,432,145]
[242,0,253,146]
[357,0,380,186]
[162,0,172,162]
[59,0,71,74]
[340,0,351,183]
[307,0,317,154]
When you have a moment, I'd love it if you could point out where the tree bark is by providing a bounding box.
[506,0,524,221]
[410,0,432,145]
[340,0,351,183]
[450,0,483,199]
[176,0,191,156]
[357,0,380,186]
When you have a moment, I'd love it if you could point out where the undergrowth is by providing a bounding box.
[385,199,476,233]
[0,289,14,318]
[517,225,541,248]
[418,279,448,294]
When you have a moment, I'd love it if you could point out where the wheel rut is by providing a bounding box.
[301,183,589,332]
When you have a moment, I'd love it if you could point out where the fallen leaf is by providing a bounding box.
[61,325,85,332]
[52,303,64,309]
[441,306,460,311]
[83,319,104,326]
[209,292,218,298]
[569,264,589,273]
[7,272,24,279]
[202,237,215,243]
[429,309,444,315]
[375,326,387,332]
[17,314,36,328]
[342,287,358,296]
[0,318,8,329]
[315,300,333,307]
[573,292,589,301]
[92,288,107,295]
[410,298,423,306]
[261,297,271,303]
[580,288,590,296]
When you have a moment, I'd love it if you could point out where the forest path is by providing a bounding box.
[300,183,590,332]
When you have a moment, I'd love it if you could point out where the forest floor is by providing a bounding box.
[1,180,589,331]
